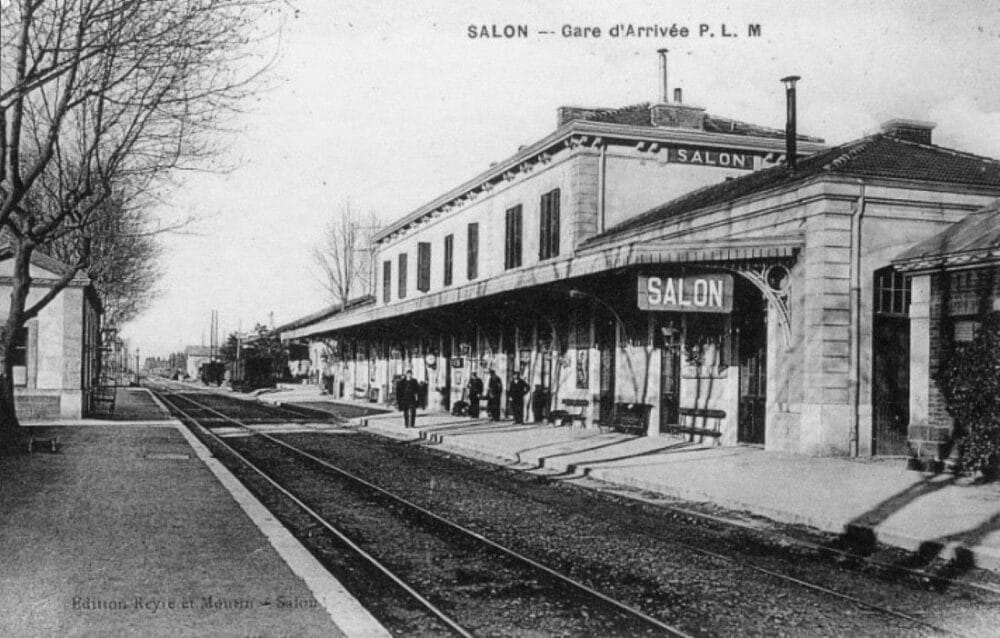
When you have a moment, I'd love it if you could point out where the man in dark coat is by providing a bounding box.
[396,370,420,428]
[486,370,503,421]
[466,372,484,418]
[508,371,530,424]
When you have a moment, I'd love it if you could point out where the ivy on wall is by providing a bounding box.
[939,311,1000,479]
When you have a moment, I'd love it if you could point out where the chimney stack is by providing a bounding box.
[658,49,669,103]
[781,75,801,171]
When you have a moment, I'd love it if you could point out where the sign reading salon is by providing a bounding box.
[667,146,755,170]
[638,274,733,313]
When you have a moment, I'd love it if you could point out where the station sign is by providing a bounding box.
[667,146,754,170]
[637,274,733,313]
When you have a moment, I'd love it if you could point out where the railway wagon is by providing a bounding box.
[229,356,279,393]
[198,361,226,386]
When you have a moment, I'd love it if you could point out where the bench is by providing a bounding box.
[89,379,117,417]
[663,408,727,441]
[599,403,652,435]
[27,436,59,453]
[547,398,589,427]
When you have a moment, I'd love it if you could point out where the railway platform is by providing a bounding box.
[2,387,388,638]
[258,384,1000,574]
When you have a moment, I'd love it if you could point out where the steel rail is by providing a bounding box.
[401,461,968,636]
[152,387,474,638]
[158,386,693,638]
[151,380,986,636]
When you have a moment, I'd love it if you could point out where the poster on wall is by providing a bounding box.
[576,349,589,389]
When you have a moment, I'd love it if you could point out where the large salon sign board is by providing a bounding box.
[637,274,733,313]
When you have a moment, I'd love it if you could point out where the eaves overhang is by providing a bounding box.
[283,235,804,340]
[373,120,828,244]
[893,248,1000,274]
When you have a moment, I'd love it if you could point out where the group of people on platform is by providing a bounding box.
[465,370,529,423]
[396,368,530,427]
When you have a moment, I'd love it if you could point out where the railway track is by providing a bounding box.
[150,382,690,636]
[149,380,996,636]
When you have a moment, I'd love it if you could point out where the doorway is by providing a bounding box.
[872,267,910,455]
[595,308,616,423]
[736,285,767,445]
[659,345,680,432]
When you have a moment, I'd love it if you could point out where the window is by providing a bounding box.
[382,260,392,303]
[443,234,454,286]
[874,267,910,316]
[539,188,560,260]
[467,222,479,280]
[11,327,27,367]
[11,326,27,387]
[398,253,408,299]
[417,242,431,293]
[504,204,523,269]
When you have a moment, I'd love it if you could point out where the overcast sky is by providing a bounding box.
[122,0,1000,358]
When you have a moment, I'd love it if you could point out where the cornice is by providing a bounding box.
[373,120,829,245]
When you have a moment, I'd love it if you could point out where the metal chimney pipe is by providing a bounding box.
[658,49,669,103]
[781,75,801,171]
[673,87,682,103]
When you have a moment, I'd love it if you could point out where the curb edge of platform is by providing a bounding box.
[174,420,392,638]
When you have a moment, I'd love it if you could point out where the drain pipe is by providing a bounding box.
[849,180,867,456]
[598,142,607,233]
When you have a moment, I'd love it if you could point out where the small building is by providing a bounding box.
[0,251,102,420]
[184,345,213,380]
[893,201,1000,464]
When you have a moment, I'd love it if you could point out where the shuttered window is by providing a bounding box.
[467,222,479,280]
[382,260,391,303]
[443,234,454,286]
[417,242,431,292]
[539,188,560,260]
[504,204,523,270]
[398,253,408,299]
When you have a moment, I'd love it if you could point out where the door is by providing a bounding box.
[737,290,767,445]
[659,346,680,432]
[872,267,911,456]
[596,309,616,423]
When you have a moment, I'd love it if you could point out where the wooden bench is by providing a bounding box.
[27,436,59,453]
[547,398,589,427]
[663,407,727,441]
[89,379,117,417]
[599,403,652,435]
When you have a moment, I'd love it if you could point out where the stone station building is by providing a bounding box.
[0,251,102,419]
[282,90,1000,458]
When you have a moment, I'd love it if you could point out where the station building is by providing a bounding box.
[0,251,102,420]
[893,201,1000,464]
[281,86,1000,457]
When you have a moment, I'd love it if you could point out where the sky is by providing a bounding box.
[122,0,1000,358]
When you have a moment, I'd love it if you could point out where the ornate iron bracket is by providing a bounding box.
[722,260,794,346]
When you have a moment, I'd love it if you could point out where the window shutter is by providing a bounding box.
[382,260,391,303]
[444,234,454,286]
[398,253,407,299]
[417,242,431,292]
[467,223,479,280]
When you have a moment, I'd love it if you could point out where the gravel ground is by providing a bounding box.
[266,429,1000,637]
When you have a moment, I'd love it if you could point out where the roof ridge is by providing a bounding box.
[821,134,882,171]
[886,134,1000,164]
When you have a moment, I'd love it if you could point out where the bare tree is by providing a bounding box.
[0,0,289,445]
[48,194,163,327]
[312,200,381,309]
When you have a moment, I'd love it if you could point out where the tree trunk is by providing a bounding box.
[0,240,36,454]
[0,360,22,452]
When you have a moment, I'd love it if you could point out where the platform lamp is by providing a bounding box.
[567,289,628,348]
